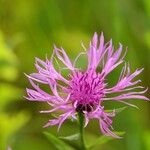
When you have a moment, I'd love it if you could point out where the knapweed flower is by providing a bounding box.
[25,33,149,138]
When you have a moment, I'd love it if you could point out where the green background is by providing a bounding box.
[0,0,149,150]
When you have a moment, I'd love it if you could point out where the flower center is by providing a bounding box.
[69,71,105,112]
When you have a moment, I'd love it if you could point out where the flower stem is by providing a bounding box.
[78,112,87,150]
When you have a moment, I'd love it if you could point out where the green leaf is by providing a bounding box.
[44,132,74,150]
[88,132,125,150]
[105,106,128,114]
[59,133,81,150]
[114,106,128,114]
[59,133,80,141]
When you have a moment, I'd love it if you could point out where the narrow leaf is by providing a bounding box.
[59,133,80,141]
[88,132,125,150]
[44,132,73,150]
[105,106,127,114]
[114,106,128,114]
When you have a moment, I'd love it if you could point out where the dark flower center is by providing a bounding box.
[75,103,95,112]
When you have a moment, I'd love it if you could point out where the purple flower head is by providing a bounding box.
[25,32,149,138]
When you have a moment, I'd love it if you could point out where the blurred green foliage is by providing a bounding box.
[0,0,149,150]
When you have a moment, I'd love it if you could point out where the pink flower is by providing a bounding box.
[25,32,149,138]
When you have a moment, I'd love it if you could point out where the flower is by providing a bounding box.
[25,32,149,138]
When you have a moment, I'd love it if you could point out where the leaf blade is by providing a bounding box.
[88,131,125,150]
[59,133,80,141]
[44,132,74,150]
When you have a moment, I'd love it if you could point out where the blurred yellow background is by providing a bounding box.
[0,0,150,150]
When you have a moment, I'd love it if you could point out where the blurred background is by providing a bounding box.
[0,0,150,150]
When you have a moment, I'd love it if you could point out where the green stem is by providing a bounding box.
[78,112,87,150]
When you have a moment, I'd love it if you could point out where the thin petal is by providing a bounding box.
[54,46,74,71]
